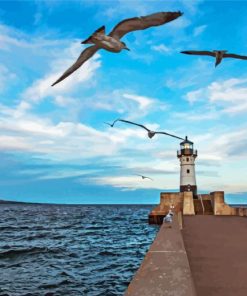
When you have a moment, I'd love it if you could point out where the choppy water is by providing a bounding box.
[0,204,159,296]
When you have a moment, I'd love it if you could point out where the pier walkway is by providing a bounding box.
[182,215,247,296]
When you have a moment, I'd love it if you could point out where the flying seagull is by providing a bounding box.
[181,50,247,67]
[51,11,183,86]
[136,174,153,181]
[106,119,184,140]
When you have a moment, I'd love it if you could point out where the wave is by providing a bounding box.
[0,247,48,259]
[0,204,157,295]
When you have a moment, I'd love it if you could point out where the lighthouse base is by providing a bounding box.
[148,191,247,224]
[180,185,197,196]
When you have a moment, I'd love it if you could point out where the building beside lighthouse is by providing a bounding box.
[177,136,197,197]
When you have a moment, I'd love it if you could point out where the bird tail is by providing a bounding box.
[81,25,105,44]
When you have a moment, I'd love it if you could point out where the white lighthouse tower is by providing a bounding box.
[177,136,197,196]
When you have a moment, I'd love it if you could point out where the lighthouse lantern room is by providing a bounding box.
[177,136,197,197]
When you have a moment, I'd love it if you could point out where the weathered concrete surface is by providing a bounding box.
[159,192,184,213]
[211,191,237,215]
[125,215,196,296]
[182,215,247,296]
[183,192,195,215]
[149,190,246,224]
[149,192,184,224]
[177,211,183,229]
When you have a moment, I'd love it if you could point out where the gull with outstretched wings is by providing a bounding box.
[52,11,183,86]
[106,119,184,140]
[136,174,153,181]
[181,50,247,67]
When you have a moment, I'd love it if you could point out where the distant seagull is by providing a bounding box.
[181,50,247,67]
[51,11,183,86]
[107,119,184,140]
[136,174,153,181]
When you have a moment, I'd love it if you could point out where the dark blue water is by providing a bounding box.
[0,204,159,296]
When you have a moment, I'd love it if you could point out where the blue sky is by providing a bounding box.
[0,0,247,204]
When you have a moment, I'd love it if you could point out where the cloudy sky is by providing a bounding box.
[0,0,247,204]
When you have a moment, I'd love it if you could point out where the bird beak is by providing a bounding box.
[124,47,130,51]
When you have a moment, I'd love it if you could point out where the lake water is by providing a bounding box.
[0,204,159,296]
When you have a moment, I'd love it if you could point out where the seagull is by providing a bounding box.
[181,50,247,67]
[107,119,184,140]
[163,209,174,228]
[51,11,183,86]
[136,174,153,181]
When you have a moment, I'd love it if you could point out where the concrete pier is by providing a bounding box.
[126,191,247,295]
[125,215,196,296]
[182,215,247,296]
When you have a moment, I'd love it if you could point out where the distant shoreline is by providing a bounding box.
[0,200,155,206]
[1,199,246,207]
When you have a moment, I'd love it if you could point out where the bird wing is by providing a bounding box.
[109,11,182,40]
[223,53,247,60]
[112,118,121,126]
[117,119,150,131]
[155,131,184,140]
[51,45,99,86]
[104,119,121,127]
[181,50,215,57]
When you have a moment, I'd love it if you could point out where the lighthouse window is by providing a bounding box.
[186,157,189,162]
[187,169,190,174]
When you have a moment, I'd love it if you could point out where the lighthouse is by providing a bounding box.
[177,136,197,197]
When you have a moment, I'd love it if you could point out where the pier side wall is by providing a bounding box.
[125,215,196,296]
[211,191,236,215]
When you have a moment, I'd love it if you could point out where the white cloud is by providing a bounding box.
[151,44,171,54]
[37,169,96,180]
[34,12,42,26]
[196,128,247,160]
[22,42,101,104]
[222,101,247,114]
[185,77,247,114]
[179,0,204,15]
[0,135,32,151]
[172,110,219,121]
[193,25,207,37]
[128,50,154,64]
[208,78,247,103]
[91,175,165,190]
[123,93,154,110]
[165,59,213,91]
[165,16,191,30]
[102,0,150,18]
[53,95,77,107]
[0,101,161,162]
[88,89,167,119]
[186,88,205,104]
[0,24,64,51]
[0,64,16,92]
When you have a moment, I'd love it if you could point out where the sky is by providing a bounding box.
[0,0,247,204]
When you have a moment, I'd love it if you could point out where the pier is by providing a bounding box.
[125,214,196,296]
[125,191,247,295]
